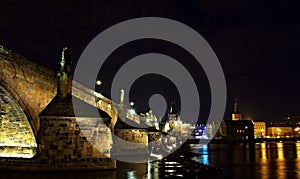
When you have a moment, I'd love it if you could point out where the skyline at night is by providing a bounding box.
[2,1,300,178]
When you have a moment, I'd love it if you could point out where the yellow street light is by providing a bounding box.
[130,101,134,107]
[96,80,102,86]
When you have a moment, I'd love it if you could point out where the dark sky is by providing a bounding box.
[1,1,300,122]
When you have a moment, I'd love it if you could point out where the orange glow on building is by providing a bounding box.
[232,113,242,121]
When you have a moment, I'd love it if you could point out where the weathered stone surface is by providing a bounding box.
[0,85,37,158]
[0,49,57,136]
[38,69,116,169]
[0,47,117,169]
[39,116,115,166]
[0,46,154,170]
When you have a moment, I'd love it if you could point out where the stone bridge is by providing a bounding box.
[0,46,141,135]
[0,46,143,165]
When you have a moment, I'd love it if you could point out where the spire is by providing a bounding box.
[234,97,239,113]
[170,101,176,114]
[232,97,242,120]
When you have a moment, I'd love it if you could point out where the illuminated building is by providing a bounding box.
[193,124,207,139]
[213,98,253,141]
[231,98,242,120]
[166,103,192,139]
[253,121,266,138]
[293,122,300,137]
[214,98,254,142]
[267,122,293,138]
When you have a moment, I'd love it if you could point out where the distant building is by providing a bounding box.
[225,120,254,141]
[213,98,254,142]
[165,103,192,140]
[231,98,242,120]
[285,115,300,127]
[214,119,254,142]
[215,120,227,139]
[267,122,293,138]
[293,122,300,137]
[253,121,266,138]
[168,102,180,122]
[193,124,207,139]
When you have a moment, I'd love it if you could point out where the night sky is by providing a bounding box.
[1,1,300,122]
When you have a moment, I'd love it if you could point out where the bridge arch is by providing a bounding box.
[0,82,37,158]
[0,79,38,137]
[0,49,57,137]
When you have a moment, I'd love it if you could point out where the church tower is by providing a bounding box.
[232,98,242,120]
[168,102,179,121]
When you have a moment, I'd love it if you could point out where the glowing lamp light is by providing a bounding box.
[130,101,134,107]
[96,80,102,86]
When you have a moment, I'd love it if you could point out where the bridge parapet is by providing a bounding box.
[72,81,142,130]
[71,81,118,130]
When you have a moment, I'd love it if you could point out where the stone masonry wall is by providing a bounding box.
[39,116,116,169]
[0,85,37,158]
[0,49,57,135]
[114,129,148,155]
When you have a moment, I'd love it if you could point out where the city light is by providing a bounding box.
[96,80,102,86]
[1,1,300,178]
[130,101,134,107]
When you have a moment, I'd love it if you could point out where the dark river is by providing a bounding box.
[1,142,300,179]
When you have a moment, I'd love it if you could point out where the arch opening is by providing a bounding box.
[0,85,37,158]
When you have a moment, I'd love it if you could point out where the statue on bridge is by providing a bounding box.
[57,47,72,97]
[120,89,125,104]
[60,47,67,72]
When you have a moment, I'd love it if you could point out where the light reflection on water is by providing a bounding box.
[192,144,209,165]
[189,142,300,179]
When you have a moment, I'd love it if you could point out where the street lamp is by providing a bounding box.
[130,101,134,108]
[96,80,102,86]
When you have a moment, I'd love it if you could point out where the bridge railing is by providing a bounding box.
[72,81,142,128]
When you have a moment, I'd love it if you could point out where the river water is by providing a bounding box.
[1,142,300,179]
[190,142,300,179]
